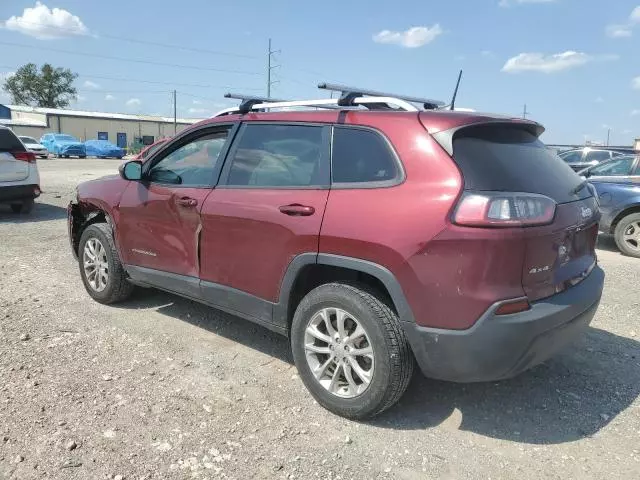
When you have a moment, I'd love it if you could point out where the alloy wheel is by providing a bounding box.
[623,221,640,251]
[304,307,375,398]
[83,238,109,292]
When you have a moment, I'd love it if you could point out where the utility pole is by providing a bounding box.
[607,128,611,146]
[522,104,530,119]
[267,38,280,98]
[173,90,177,135]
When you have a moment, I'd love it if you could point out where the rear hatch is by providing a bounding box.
[441,122,598,302]
[0,129,30,182]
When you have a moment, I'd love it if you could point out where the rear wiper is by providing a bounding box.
[571,180,588,195]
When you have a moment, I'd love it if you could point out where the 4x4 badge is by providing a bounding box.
[581,207,593,219]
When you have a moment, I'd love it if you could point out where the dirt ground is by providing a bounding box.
[1,159,639,480]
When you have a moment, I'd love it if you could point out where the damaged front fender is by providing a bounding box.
[67,201,83,260]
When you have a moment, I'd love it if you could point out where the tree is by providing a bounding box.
[2,63,78,108]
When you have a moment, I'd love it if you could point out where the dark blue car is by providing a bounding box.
[580,156,640,258]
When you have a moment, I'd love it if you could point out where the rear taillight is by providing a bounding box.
[12,151,37,163]
[453,191,556,227]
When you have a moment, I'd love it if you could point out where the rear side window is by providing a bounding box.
[585,150,611,162]
[225,124,328,187]
[559,150,583,163]
[331,127,399,184]
[453,126,589,203]
[0,129,25,152]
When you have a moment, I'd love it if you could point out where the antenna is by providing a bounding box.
[449,70,463,111]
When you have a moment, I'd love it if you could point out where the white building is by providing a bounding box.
[0,104,200,149]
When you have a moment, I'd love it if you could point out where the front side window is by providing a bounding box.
[148,129,229,186]
[589,156,636,176]
[141,141,166,159]
[331,127,399,184]
[225,124,327,187]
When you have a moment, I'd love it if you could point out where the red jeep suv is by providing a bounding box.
[68,87,604,419]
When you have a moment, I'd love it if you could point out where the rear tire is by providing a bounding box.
[291,282,414,419]
[10,198,34,214]
[614,213,640,258]
[79,155,86,159]
[78,223,134,304]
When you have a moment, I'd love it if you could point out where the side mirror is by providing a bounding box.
[119,160,142,181]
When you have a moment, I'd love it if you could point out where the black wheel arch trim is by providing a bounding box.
[275,253,416,329]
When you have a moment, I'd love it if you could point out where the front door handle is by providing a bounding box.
[177,197,198,207]
[279,204,315,216]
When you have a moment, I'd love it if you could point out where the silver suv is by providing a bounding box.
[0,126,41,213]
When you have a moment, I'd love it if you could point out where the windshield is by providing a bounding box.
[55,134,76,141]
[588,156,637,176]
[19,136,37,144]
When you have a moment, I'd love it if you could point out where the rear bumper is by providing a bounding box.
[0,184,41,203]
[404,265,605,383]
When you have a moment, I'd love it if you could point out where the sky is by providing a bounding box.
[0,0,639,144]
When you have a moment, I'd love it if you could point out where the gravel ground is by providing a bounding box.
[1,159,639,480]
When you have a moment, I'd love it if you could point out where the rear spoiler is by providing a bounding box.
[429,120,545,156]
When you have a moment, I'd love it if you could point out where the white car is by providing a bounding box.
[18,135,49,159]
[0,126,41,213]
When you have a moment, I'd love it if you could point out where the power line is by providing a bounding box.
[7,19,260,59]
[76,89,170,94]
[0,41,262,76]
[178,91,233,103]
[0,64,262,90]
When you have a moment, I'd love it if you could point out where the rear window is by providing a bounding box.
[225,124,327,187]
[452,125,590,204]
[0,129,25,152]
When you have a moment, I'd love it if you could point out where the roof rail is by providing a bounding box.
[317,82,445,110]
[211,96,420,118]
[224,93,289,114]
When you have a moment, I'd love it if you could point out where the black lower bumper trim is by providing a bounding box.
[0,184,40,202]
[404,266,605,383]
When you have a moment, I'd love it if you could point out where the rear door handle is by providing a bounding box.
[177,197,198,207]
[279,204,315,216]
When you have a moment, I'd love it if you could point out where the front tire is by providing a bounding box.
[614,212,640,258]
[291,283,414,419]
[78,223,134,304]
